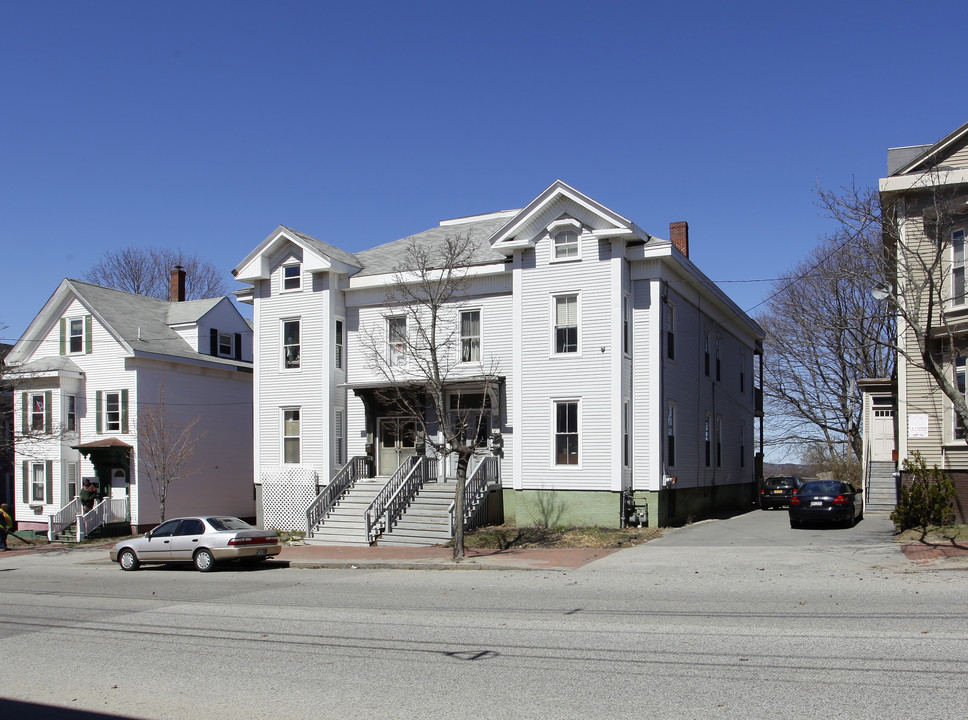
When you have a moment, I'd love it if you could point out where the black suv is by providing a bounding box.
[760,476,804,509]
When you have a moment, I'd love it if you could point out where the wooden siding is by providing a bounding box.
[516,229,616,492]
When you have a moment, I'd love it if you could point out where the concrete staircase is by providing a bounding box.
[380,481,457,547]
[305,481,385,546]
[866,460,898,514]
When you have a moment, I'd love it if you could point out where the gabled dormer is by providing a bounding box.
[488,180,653,258]
[233,225,363,295]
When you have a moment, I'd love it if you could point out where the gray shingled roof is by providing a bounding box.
[12,355,84,375]
[281,226,363,269]
[67,280,248,367]
[353,215,513,277]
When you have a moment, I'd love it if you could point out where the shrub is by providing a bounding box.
[891,452,956,539]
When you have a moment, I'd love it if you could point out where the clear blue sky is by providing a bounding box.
[1,0,964,343]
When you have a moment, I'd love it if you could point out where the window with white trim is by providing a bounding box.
[460,310,481,363]
[65,395,77,432]
[335,409,345,465]
[953,228,966,306]
[554,400,579,466]
[554,295,579,354]
[335,320,344,369]
[283,408,301,464]
[66,461,78,501]
[30,462,45,502]
[30,394,45,432]
[283,263,301,291]
[69,318,84,353]
[387,316,407,367]
[553,230,580,261]
[283,320,300,369]
[104,392,121,432]
[218,332,233,357]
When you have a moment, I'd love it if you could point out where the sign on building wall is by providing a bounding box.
[908,413,929,438]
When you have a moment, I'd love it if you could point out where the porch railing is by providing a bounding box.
[365,456,438,544]
[449,455,498,535]
[305,456,371,537]
[48,497,83,541]
[77,498,130,542]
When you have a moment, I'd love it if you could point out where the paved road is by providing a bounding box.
[1,511,965,720]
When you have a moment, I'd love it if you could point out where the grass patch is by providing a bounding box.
[458,524,661,550]
[895,524,968,546]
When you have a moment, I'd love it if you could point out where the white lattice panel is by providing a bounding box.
[261,466,319,531]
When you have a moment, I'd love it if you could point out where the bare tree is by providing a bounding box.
[819,176,968,439]
[757,225,895,462]
[86,246,228,300]
[137,381,203,522]
[360,234,501,559]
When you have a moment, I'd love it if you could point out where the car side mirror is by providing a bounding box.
[144,530,152,540]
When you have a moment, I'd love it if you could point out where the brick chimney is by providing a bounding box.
[670,222,689,258]
[170,265,186,302]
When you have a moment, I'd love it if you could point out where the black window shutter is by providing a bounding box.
[21,392,28,434]
[210,328,219,356]
[96,390,103,434]
[22,461,29,502]
[59,318,67,355]
[45,460,54,503]
[85,314,93,354]
[235,332,242,360]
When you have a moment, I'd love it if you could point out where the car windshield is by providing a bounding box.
[206,517,253,531]
[799,481,843,495]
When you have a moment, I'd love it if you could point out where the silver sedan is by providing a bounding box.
[110,516,281,572]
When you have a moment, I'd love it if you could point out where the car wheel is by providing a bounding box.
[193,548,216,572]
[118,548,140,571]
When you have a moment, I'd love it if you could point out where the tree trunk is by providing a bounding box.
[453,451,467,560]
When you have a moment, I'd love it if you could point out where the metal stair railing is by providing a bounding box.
[77,498,130,542]
[449,455,497,535]
[365,456,438,544]
[48,497,82,541]
[305,456,370,537]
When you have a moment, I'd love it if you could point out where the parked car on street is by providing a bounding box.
[759,476,804,509]
[110,516,280,572]
[788,481,863,529]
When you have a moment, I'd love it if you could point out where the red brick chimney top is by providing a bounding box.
[670,221,689,258]
[170,265,186,302]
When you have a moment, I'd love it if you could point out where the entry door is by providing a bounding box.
[110,468,128,499]
[871,409,895,460]
[378,418,418,476]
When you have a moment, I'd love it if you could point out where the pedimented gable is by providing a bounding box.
[892,121,968,176]
[488,180,648,254]
[233,226,362,282]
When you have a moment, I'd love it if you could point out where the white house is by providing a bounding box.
[7,271,255,538]
[234,181,764,541]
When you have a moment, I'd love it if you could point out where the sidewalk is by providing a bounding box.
[273,543,619,571]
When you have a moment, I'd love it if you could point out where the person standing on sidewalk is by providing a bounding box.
[0,504,12,551]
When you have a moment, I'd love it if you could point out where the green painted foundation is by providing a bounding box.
[503,482,757,529]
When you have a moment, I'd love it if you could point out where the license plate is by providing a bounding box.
[810,501,823,507]
[773,490,783,494]
[256,548,267,556]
